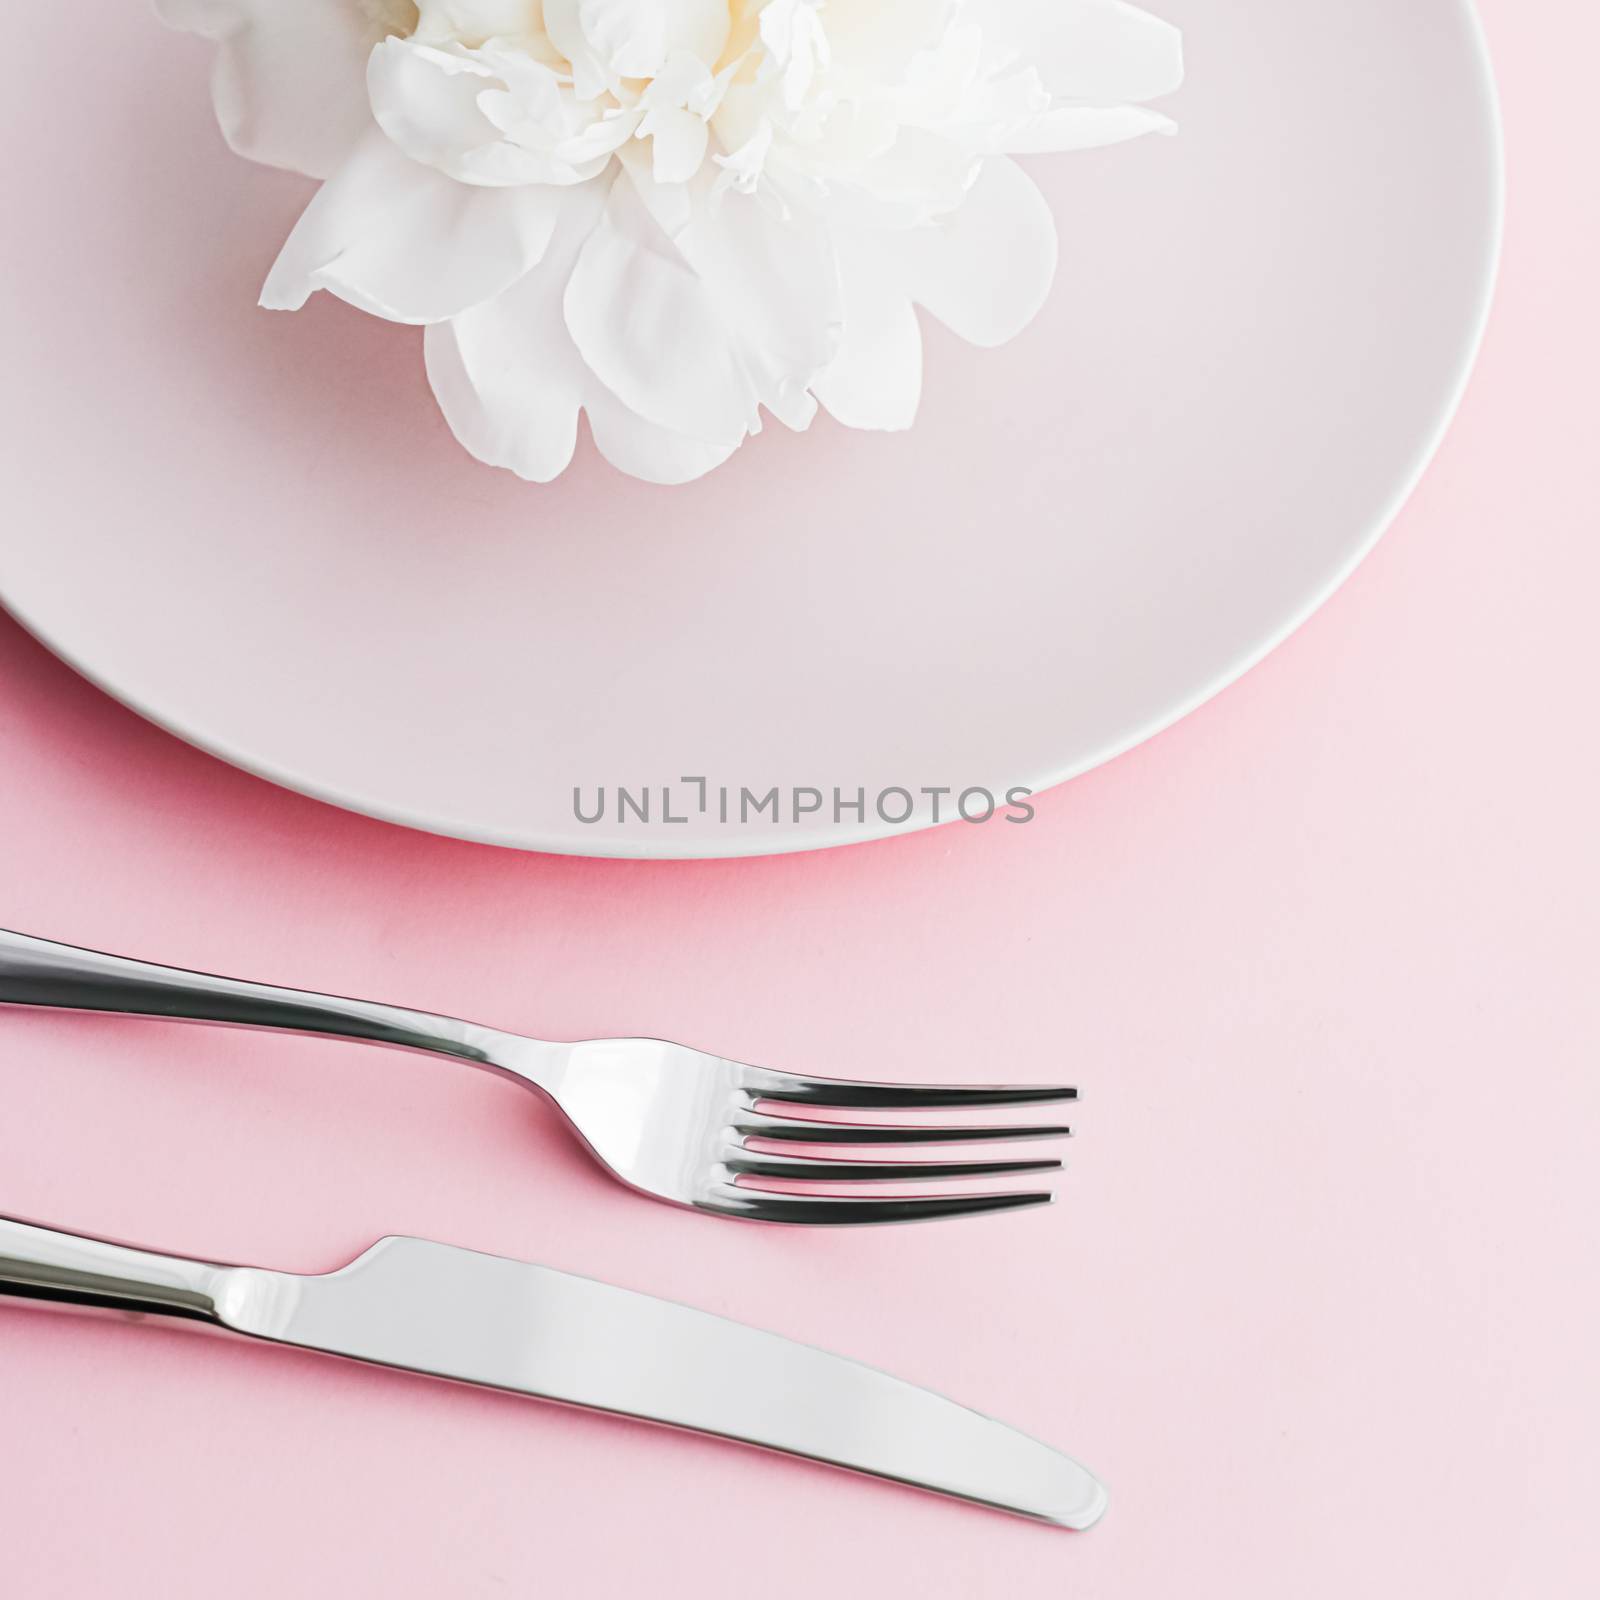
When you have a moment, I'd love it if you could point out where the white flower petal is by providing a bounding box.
[622,157,842,430]
[563,175,755,444]
[811,0,957,87]
[584,393,741,484]
[368,38,508,179]
[425,174,735,484]
[758,0,835,105]
[424,177,609,481]
[575,0,730,77]
[369,37,623,185]
[644,106,710,186]
[898,155,1058,348]
[426,314,583,482]
[812,244,923,432]
[261,128,563,324]
[1004,104,1177,154]
[539,0,609,99]
[155,0,381,178]
[978,0,1184,104]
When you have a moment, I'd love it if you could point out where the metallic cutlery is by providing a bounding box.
[0,1214,1106,1528]
[0,929,1075,1225]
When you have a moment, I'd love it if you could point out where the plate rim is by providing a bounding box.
[0,1,1505,861]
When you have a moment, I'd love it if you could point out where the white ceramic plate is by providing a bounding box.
[0,0,1501,858]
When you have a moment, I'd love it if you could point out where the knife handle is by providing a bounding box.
[0,927,495,1068]
[0,1215,231,1324]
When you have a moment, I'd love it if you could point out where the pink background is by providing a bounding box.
[1,2,1595,1595]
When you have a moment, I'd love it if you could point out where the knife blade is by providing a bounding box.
[0,1216,1106,1529]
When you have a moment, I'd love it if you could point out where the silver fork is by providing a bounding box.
[0,929,1074,1225]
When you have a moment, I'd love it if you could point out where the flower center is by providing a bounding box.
[359,0,422,45]
[362,0,993,211]
[399,2,740,66]
[411,1,550,50]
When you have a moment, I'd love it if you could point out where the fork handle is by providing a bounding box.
[0,928,496,1067]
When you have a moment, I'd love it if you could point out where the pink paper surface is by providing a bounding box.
[0,3,1595,1595]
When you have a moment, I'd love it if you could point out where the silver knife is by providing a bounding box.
[0,1215,1106,1528]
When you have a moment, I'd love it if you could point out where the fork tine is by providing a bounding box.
[743,1070,1077,1110]
[728,1151,1063,1184]
[714,1189,1055,1225]
[738,1111,1071,1145]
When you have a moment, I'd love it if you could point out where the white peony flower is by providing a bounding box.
[159,0,1183,484]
